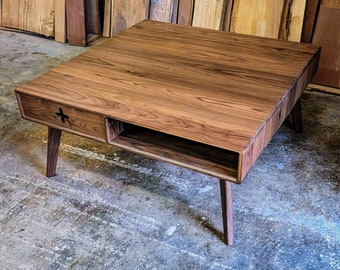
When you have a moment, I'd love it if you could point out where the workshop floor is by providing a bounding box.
[0,30,339,270]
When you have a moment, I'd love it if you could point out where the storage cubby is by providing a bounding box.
[105,117,240,182]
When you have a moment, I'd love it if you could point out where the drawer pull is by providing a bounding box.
[55,108,69,123]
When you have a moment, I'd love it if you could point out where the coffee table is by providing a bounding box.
[15,20,320,245]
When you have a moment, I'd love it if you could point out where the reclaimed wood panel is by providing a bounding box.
[230,0,285,38]
[312,3,340,88]
[177,0,194,25]
[301,0,321,43]
[1,0,54,36]
[111,0,149,36]
[54,0,66,43]
[85,0,101,35]
[103,0,112,37]
[279,0,307,41]
[149,0,173,22]
[192,0,227,30]
[66,0,86,46]
[222,0,234,31]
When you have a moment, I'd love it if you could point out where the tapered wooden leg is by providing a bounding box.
[46,127,62,177]
[220,179,234,245]
[291,99,303,133]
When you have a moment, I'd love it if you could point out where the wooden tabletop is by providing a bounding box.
[17,20,320,179]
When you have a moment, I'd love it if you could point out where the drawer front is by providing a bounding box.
[17,93,106,141]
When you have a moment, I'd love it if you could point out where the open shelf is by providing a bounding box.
[105,118,240,182]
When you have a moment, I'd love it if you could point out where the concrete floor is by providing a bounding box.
[0,29,339,270]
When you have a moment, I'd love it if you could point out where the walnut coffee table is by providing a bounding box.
[15,20,320,245]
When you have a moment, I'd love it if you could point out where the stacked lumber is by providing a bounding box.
[0,0,308,43]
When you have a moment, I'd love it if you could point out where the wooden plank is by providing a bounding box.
[192,0,227,30]
[111,0,149,36]
[103,0,112,37]
[66,0,87,46]
[171,0,179,23]
[222,0,234,31]
[1,0,19,29]
[311,4,340,88]
[230,0,285,38]
[54,0,66,43]
[177,0,194,25]
[85,0,101,35]
[301,0,321,43]
[279,0,307,42]
[149,0,173,22]
[288,0,307,41]
[1,0,54,36]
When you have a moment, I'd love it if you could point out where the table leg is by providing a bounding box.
[46,127,62,177]
[219,179,234,245]
[291,99,303,133]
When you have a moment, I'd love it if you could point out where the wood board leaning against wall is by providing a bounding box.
[311,0,340,88]
[0,0,54,37]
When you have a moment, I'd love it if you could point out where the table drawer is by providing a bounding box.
[16,93,107,141]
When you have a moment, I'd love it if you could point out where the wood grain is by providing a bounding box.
[311,3,340,87]
[222,0,234,31]
[111,0,149,35]
[177,0,194,25]
[230,0,285,38]
[1,0,54,36]
[66,0,87,46]
[54,0,66,43]
[279,0,307,42]
[149,0,173,22]
[17,93,107,142]
[192,0,227,30]
[16,21,320,182]
[288,0,307,41]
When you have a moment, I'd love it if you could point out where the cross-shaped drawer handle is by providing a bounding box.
[55,108,69,123]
